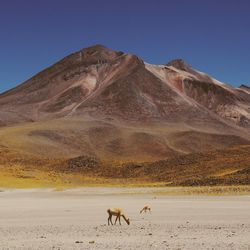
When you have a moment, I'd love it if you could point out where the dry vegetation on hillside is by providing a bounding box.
[1,143,249,188]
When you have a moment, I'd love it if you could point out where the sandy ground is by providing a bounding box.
[0,188,249,250]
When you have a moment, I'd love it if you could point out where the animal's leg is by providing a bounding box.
[108,215,111,225]
[110,215,113,225]
[109,215,113,225]
[114,215,118,225]
[119,216,121,225]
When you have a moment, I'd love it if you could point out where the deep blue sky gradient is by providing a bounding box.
[0,0,250,93]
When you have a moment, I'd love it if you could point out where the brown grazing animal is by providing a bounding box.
[107,208,130,225]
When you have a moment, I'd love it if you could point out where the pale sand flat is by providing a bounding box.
[0,188,249,249]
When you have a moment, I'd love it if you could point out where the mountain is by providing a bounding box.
[0,44,249,186]
[1,44,249,127]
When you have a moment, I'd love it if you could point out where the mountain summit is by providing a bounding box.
[166,59,192,71]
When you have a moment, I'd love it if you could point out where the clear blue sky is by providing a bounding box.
[0,0,250,93]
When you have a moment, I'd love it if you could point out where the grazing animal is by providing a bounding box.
[140,205,151,214]
[107,208,130,225]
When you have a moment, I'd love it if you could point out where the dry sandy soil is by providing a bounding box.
[0,188,249,250]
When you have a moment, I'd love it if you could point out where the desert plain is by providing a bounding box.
[0,188,249,250]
